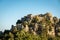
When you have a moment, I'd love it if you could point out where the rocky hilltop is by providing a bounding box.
[0,12,60,40]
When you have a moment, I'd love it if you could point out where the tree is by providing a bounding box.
[16,20,22,24]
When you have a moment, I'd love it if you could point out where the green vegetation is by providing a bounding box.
[0,13,60,40]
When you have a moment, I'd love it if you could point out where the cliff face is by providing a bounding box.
[11,13,60,37]
[0,13,60,40]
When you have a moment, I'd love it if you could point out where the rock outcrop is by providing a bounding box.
[10,13,60,37]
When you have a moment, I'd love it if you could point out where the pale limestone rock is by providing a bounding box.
[44,13,54,23]
[57,33,60,36]
[34,23,38,31]
[47,26,55,37]
[53,17,59,24]
[32,31,37,35]
[39,17,44,22]
[45,12,52,17]
[11,25,17,32]
[11,13,60,36]
[16,24,24,30]
[24,25,29,32]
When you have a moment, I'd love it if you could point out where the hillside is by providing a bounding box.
[0,12,60,40]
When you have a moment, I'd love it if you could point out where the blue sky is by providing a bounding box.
[0,0,60,31]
